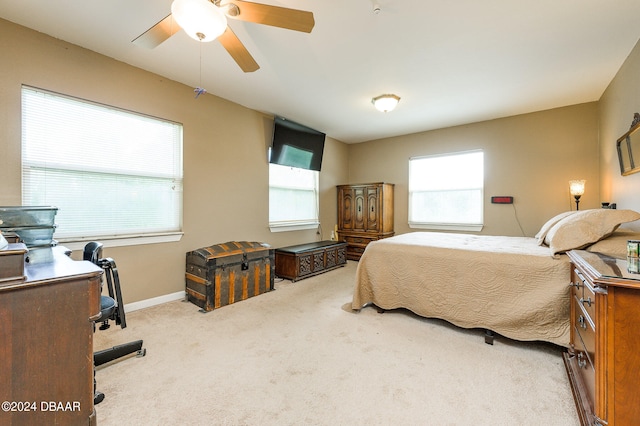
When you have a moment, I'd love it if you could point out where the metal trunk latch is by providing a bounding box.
[241,253,249,270]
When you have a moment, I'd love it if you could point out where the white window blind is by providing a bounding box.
[269,163,319,231]
[409,150,484,230]
[21,86,183,241]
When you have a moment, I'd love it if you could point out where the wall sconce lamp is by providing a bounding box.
[372,94,400,112]
[569,180,586,210]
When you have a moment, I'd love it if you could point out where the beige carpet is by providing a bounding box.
[94,261,580,426]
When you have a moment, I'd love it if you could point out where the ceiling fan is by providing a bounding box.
[132,0,315,73]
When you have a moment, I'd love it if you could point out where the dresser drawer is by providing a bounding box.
[573,334,596,413]
[347,245,366,257]
[574,295,596,367]
[343,235,378,246]
[579,281,596,323]
[571,267,585,299]
[573,294,596,407]
[572,267,596,333]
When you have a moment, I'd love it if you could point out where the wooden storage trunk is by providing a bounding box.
[185,241,274,312]
[275,240,347,282]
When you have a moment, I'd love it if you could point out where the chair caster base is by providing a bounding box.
[484,329,495,345]
[95,340,145,366]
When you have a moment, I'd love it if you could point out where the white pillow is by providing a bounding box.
[586,230,640,259]
[535,211,576,245]
[545,209,640,255]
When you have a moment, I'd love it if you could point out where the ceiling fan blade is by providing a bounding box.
[132,14,181,49]
[218,27,260,72]
[225,0,315,33]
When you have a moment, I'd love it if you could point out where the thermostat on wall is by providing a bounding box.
[491,196,514,204]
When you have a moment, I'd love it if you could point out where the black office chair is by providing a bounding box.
[84,242,146,405]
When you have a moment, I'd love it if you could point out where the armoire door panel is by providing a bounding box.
[366,187,379,231]
[340,189,354,231]
[354,188,366,231]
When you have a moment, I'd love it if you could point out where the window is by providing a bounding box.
[408,150,484,231]
[269,163,319,232]
[21,86,183,245]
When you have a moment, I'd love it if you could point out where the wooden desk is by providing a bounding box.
[0,246,102,426]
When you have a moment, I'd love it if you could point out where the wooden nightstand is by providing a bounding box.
[564,250,640,426]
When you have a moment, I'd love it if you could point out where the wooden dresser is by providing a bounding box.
[0,246,102,426]
[564,250,640,426]
[336,182,394,260]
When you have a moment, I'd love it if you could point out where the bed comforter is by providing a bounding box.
[352,232,571,347]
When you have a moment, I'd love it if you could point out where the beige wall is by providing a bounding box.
[3,17,636,304]
[347,103,600,237]
[598,38,640,231]
[0,19,349,303]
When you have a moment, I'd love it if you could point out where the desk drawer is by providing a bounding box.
[0,243,27,284]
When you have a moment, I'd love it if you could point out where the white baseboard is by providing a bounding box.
[123,291,185,313]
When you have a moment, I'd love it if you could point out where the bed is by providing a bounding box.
[352,208,640,347]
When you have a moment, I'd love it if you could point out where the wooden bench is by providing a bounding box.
[275,240,348,282]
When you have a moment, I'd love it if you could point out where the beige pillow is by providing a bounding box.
[545,209,640,255]
[586,230,640,259]
[535,211,576,245]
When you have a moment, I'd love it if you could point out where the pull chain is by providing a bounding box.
[194,34,206,98]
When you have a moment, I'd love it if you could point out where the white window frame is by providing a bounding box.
[21,86,183,249]
[268,163,319,232]
[408,150,484,232]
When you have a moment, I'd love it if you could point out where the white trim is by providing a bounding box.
[269,222,319,233]
[409,222,484,232]
[409,148,484,161]
[123,290,186,313]
[59,232,183,251]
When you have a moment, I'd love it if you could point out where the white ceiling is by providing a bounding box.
[1,0,640,143]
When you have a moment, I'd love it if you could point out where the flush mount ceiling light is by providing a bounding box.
[372,94,400,112]
[171,0,228,42]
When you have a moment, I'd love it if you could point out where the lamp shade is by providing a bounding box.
[569,180,586,196]
[171,0,228,42]
[372,94,400,112]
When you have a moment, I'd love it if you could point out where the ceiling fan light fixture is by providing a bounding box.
[171,0,228,42]
[372,94,400,112]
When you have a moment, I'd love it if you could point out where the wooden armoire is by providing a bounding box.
[336,182,394,260]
